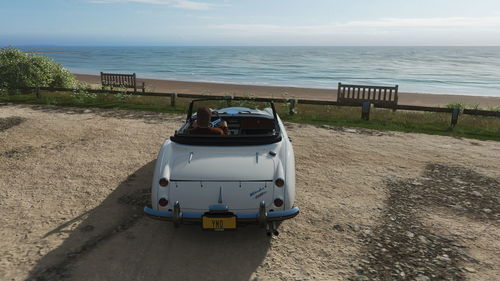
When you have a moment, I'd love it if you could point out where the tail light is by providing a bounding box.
[275,178,285,187]
[274,198,283,207]
[159,178,169,187]
[159,198,168,207]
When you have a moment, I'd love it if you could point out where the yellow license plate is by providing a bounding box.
[202,216,236,230]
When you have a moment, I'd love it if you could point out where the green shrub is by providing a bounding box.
[489,106,500,112]
[0,47,76,89]
[446,102,479,111]
[72,82,96,104]
[115,88,132,102]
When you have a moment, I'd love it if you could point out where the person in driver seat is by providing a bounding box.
[190,107,230,135]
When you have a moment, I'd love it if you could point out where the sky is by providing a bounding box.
[1,0,500,46]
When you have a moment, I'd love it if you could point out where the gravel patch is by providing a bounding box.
[354,164,499,281]
[0,116,26,132]
[319,125,395,136]
[0,146,35,159]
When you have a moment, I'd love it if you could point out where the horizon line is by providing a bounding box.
[4,44,500,48]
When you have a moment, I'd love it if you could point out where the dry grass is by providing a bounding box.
[1,90,500,141]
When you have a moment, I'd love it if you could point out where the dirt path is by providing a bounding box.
[0,104,499,281]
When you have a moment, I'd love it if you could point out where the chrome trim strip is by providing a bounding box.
[170,180,273,182]
[144,206,300,223]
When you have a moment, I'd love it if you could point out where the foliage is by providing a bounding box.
[489,106,500,112]
[1,90,499,142]
[72,90,96,104]
[44,96,59,105]
[446,102,500,113]
[71,81,97,104]
[283,99,298,115]
[0,87,8,97]
[225,94,267,110]
[446,102,479,111]
[0,47,76,89]
[115,89,132,102]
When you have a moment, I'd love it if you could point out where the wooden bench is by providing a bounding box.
[337,82,399,108]
[100,72,145,93]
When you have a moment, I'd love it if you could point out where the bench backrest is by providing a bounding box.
[337,82,399,107]
[100,72,137,89]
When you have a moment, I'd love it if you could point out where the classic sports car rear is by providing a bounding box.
[144,99,299,235]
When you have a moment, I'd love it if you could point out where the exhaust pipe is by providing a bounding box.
[272,221,279,236]
[266,223,271,236]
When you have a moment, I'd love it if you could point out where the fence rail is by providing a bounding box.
[463,108,500,117]
[3,86,499,127]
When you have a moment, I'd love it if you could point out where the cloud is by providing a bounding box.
[87,0,214,10]
[339,16,500,28]
[208,16,500,34]
[198,16,500,45]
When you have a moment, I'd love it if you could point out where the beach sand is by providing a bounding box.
[76,73,500,108]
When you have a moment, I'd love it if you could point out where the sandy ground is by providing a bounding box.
[1,104,499,281]
[76,73,500,108]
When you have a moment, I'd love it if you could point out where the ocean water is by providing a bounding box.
[23,46,500,97]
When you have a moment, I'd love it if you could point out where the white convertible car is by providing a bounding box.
[144,98,299,235]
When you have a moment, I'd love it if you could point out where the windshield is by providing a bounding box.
[171,98,282,146]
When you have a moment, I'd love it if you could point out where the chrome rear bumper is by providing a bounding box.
[144,201,299,225]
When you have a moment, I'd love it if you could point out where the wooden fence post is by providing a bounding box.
[393,85,399,112]
[361,101,371,120]
[451,108,460,127]
[35,87,41,99]
[171,93,177,107]
[288,99,297,115]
